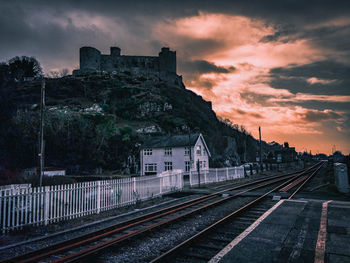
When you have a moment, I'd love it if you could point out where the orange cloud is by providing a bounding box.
[154,12,350,154]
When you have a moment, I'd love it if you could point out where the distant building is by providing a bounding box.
[275,142,297,163]
[43,167,66,176]
[22,167,66,177]
[331,151,345,163]
[140,133,211,176]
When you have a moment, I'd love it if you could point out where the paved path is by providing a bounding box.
[211,199,350,263]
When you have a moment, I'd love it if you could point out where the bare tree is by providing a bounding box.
[59,68,69,77]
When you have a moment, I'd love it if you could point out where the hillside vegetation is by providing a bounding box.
[0,70,274,178]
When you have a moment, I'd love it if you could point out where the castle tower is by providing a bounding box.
[110,47,121,56]
[80,47,101,72]
[159,47,176,74]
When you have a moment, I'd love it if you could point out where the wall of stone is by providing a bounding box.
[159,47,176,73]
[104,56,159,73]
[80,47,101,71]
[78,46,176,75]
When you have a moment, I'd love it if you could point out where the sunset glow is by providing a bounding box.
[152,12,350,154]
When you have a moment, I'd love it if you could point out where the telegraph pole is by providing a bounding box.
[259,126,262,172]
[197,159,200,187]
[38,79,45,186]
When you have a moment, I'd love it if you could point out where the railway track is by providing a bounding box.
[150,161,325,263]
[1,163,323,263]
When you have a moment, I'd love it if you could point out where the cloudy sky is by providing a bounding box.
[1,0,349,154]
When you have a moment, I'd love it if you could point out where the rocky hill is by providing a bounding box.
[0,71,276,175]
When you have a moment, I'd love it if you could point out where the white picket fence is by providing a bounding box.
[0,172,183,232]
[189,167,245,186]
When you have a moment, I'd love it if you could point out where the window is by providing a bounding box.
[145,163,157,172]
[199,161,203,168]
[184,147,190,156]
[203,149,207,156]
[164,162,173,171]
[165,148,172,156]
[144,149,152,156]
[196,145,202,155]
[185,161,191,172]
[203,161,206,168]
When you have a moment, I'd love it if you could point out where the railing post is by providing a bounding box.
[160,176,163,195]
[181,172,184,189]
[96,181,101,214]
[133,177,137,195]
[44,186,50,226]
[226,167,229,181]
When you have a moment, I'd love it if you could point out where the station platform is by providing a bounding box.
[209,199,350,263]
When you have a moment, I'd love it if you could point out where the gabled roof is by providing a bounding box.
[141,133,201,149]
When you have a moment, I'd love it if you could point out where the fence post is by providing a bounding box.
[204,170,207,184]
[160,176,163,195]
[133,177,137,198]
[215,168,218,182]
[44,186,50,226]
[189,170,192,187]
[181,172,184,189]
[226,167,229,181]
[96,181,101,214]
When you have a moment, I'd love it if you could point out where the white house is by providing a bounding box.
[140,133,211,176]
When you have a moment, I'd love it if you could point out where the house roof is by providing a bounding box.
[141,133,201,149]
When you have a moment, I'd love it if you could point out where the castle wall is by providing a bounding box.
[77,46,176,75]
[80,47,101,71]
[159,47,176,73]
[100,55,159,74]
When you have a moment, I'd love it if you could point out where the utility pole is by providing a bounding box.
[38,79,45,186]
[188,129,192,168]
[259,126,262,172]
[197,159,200,187]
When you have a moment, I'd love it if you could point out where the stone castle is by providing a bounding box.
[73,46,177,77]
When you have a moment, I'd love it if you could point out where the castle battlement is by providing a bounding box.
[74,46,176,76]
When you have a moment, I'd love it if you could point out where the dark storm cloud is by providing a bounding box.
[179,60,235,74]
[178,60,234,90]
[269,60,350,95]
[296,109,344,123]
[285,100,350,112]
[260,22,350,62]
[1,0,349,72]
[8,0,350,24]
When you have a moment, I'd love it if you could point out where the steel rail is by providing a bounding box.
[1,168,311,263]
[149,161,324,263]
[1,164,320,263]
[50,167,319,263]
[288,161,326,199]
